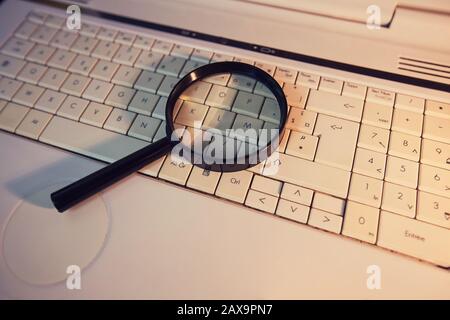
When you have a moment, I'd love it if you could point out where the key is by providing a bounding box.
[151,40,173,54]
[112,65,141,87]
[45,15,66,28]
[47,49,76,70]
[318,77,343,94]
[128,91,159,115]
[231,114,264,144]
[357,124,389,153]
[38,68,69,90]
[342,201,379,243]
[156,55,186,76]
[348,173,383,208]
[260,98,284,125]
[227,74,256,93]
[251,175,282,197]
[419,164,450,198]
[274,67,297,84]
[128,114,161,141]
[420,138,450,170]
[425,100,450,119]
[15,21,39,39]
[105,85,136,109]
[276,199,310,223]
[140,155,166,177]
[306,89,364,122]
[202,107,236,131]
[190,48,213,63]
[90,60,120,81]
[245,190,278,213]
[134,50,163,71]
[232,91,264,117]
[378,211,450,267]
[264,152,350,198]
[280,183,314,205]
[133,35,154,50]
[215,170,253,203]
[308,208,343,234]
[170,44,193,59]
[313,113,359,171]
[342,82,367,100]
[0,102,29,132]
[113,45,141,66]
[0,100,6,112]
[205,84,237,110]
[97,27,118,41]
[395,94,424,113]
[30,25,58,44]
[1,37,34,59]
[423,115,449,144]
[50,30,78,50]
[385,155,419,188]
[282,83,309,108]
[417,191,450,229]
[180,60,205,77]
[204,73,231,86]
[82,79,114,103]
[27,11,47,24]
[80,102,112,127]
[158,154,193,185]
[285,107,317,134]
[114,31,136,45]
[134,70,164,93]
[92,40,120,61]
[175,101,209,128]
[186,167,221,194]
[157,75,179,96]
[381,182,416,218]
[366,87,395,107]
[57,95,89,120]
[35,89,67,113]
[40,116,148,162]
[12,83,44,107]
[15,109,52,139]
[211,53,234,62]
[71,35,99,55]
[0,54,26,77]
[312,193,346,215]
[104,108,136,134]
[391,108,423,136]
[254,81,276,99]
[69,55,98,76]
[362,101,393,129]
[80,23,100,37]
[152,97,168,120]
[296,71,320,89]
[26,44,55,64]
[285,131,318,161]
[254,61,275,76]
[388,131,421,161]
[352,147,386,179]
[180,81,212,104]
[61,74,91,96]
[0,77,22,100]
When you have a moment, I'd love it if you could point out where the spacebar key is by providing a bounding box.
[40,116,149,163]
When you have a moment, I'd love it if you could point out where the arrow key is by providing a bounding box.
[276,199,310,223]
[245,189,279,213]
[308,208,343,234]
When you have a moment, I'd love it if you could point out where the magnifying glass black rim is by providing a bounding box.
[165,61,288,172]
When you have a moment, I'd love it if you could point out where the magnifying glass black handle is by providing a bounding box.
[51,136,174,213]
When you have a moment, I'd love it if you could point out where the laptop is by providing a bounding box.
[0,0,449,299]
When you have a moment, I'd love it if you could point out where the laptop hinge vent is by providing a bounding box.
[397,56,450,80]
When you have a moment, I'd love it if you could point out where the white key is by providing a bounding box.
[0,102,29,132]
[205,84,237,110]
[175,101,208,128]
[245,190,278,213]
[0,100,6,112]
[104,108,136,134]
[388,131,421,161]
[385,155,419,188]
[342,201,379,244]
[296,71,320,89]
[190,48,213,63]
[308,208,343,234]
[82,79,114,103]
[313,114,359,171]
[352,147,386,179]
[113,45,141,66]
[381,182,416,218]
[422,115,449,144]
[69,55,98,76]
[366,87,395,107]
[170,44,193,59]
[391,108,423,136]
[26,44,55,64]
[274,67,297,84]
[348,173,383,208]
[285,131,318,161]
[357,124,389,153]
[134,70,164,93]
[180,60,205,77]
[264,152,350,198]
[202,107,235,131]
[114,31,136,45]
[377,211,450,267]
[140,155,166,177]
[417,191,450,229]
[71,35,98,55]
[40,116,148,162]
[260,98,284,125]
[342,82,367,100]
[158,154,193,185]
[80,23,99,37]
[211,52,233,62]
[12,83,44,107]
[232,91,264,117]
[180,81,212,104]
[47,49,76,70]
[156,55,186,76]
[97,27,118,41]
[128,91,160,116]
[61,74,91,96]
[128,114,161,141]
[420,138,450,170]
[362,101,393,129]
[151,40,173,54]
[251,175,282,197]
[90,60,120,81]
[112,65,141,87]
[27,11,47,24]
[38,68,69,90]
[50,30,78,49]
[30,25,57,44]
[91,40,120,61]
[134,50,163,71]
[15,21,39,39]
[133,35,154,50]
[254,61,275,76]
[15,109,52,139]
[280,183,313,205]
[312,193,345,215]
[57,95,89,120]
[0,77,22,100]
[157,75,179,97]
[35,89,67,113]
[418,164,450,198]
[1,37,34,58]
[0,54,26,77]
[228,74,256,92]
[282,83,309,108]
[17,62,47,84]
[80,102,112,127]
[204,73,231,86]
[395,94,424,113]
[276,199,310,223]
[45,15,66,28]
[105,85,136,109]
[306,89,364,122]
[216,171,253,203]
[285,107,317,134]
[425,100,450,119]
[318,77,343,94]
[186,167,221,194]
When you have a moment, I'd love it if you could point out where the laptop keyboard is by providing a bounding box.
[0,11,449,267]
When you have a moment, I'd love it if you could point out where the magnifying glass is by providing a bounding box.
[51,62,288,213]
